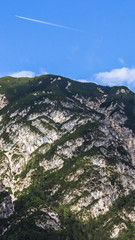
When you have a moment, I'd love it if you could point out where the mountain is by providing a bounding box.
[0,74,135,240]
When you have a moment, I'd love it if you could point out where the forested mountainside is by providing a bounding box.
[0,74,135,240]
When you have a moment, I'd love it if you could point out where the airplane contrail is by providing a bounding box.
[15,15,82,32]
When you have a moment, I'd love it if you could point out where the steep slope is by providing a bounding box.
[0,74,135,239]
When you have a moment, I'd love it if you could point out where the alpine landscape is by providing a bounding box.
[0,74,135,239]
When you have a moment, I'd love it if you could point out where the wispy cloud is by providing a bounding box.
[10,71,35,78]
[118,57,125,65]
[16,15,82,32]
[40,68,48,75]
[71,45,79,54]
[95,67,135,86]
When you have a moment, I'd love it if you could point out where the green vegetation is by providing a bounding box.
[0,191,9,202]
[1,191,135,240]
[0,151,6,163]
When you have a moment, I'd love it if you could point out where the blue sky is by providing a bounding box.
[1,0,135,91]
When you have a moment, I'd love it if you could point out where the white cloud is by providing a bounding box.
[77,79,90,83]
[10,71,35,78]
[95,67,135,86]
[5,68,48,78]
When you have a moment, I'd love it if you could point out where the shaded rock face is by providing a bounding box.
[35,207,61,231]
[0,194,13,218]
[0,74,135,239]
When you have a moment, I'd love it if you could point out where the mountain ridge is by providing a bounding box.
[0,74,135,239]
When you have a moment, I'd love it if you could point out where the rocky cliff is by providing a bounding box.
[0,75,135,239]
